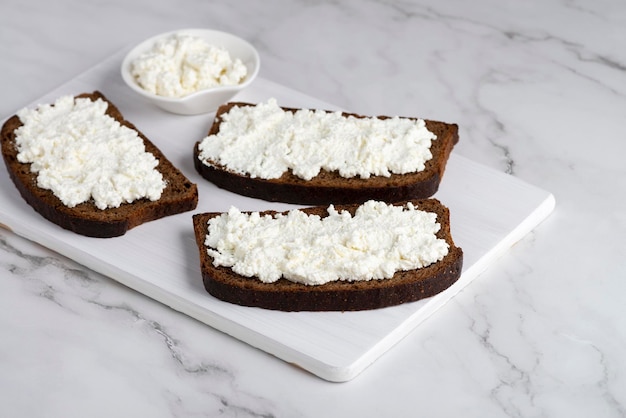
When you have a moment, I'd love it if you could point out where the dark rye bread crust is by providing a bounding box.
[1,91,198,238]
[192,199,463,311]
[194,102,459,205]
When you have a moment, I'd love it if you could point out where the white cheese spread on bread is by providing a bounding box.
[204,200,449,285]
[131,33,248,97]
[198,99,438,180]
[15,95,166,210]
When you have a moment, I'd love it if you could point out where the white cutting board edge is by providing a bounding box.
[0,49,555,382]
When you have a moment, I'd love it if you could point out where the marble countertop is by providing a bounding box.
[1,0,625,416]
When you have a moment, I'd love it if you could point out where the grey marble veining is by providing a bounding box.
[1,0,626,417]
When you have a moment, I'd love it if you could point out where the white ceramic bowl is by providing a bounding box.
[121,29,260,115]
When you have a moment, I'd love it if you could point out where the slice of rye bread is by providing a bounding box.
[192,199,463,311]
[1,91,199,238]
[193,102,460,205]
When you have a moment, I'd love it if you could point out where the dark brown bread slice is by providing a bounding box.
[194,102,459,205]
[192,199,463,311]
[1,91,199,238]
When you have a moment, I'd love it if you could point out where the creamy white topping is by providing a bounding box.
[131,33,248,97]
[197,98,437,180]
[15,95,166,210]
[204,200,449,285]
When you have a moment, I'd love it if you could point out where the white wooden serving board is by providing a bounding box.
[0,50,555,382]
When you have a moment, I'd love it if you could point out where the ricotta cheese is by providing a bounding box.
[14,95,166,210]
[204,200,449,285]
[198,98,438,180]
[131,33,248,97]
